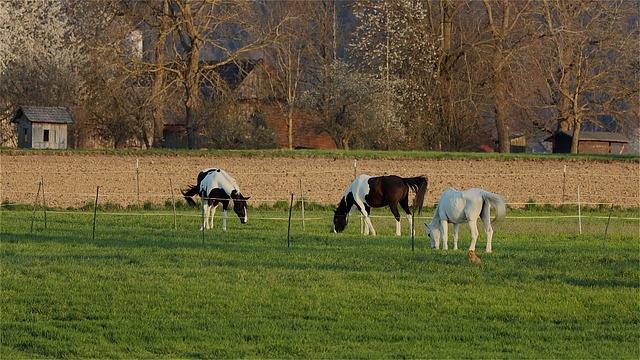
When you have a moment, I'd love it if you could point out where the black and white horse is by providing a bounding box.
[182,168,250,230]
[333,174,428,236]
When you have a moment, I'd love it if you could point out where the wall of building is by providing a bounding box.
[28,122,68,149]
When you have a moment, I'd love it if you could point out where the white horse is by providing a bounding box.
[424,188,506,261]
[182,168,249,230]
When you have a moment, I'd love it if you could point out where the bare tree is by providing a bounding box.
[301,61,387,150]
[265,1,312,150]
[125,1,288,148]
[536,0,639,153]
[473,0,534,153]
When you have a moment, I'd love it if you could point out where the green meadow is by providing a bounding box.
[1,206,638,359]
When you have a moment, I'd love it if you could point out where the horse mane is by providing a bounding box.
[335,195,351,216]
[181,184,199,207]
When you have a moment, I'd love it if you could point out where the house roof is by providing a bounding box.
[545,131,629,143]
[11,106,74,125]
[215,59,263,91]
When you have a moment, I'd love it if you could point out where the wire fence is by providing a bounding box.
[4,205,638,252]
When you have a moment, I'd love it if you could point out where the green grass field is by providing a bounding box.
[1,206,638,359]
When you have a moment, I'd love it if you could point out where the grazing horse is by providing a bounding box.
[182,168,250,230]
[424,188,506,263]
[333,174,428,236]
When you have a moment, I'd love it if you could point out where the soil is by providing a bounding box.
[1,152,638,209]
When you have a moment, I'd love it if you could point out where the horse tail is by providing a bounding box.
[403,176,428,215]
[181,185,199,207]
[481,191,506,224]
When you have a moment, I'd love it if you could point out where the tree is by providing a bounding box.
[265,1,313,150]
[0,0,89,146]
[473,0,534,153]
[536,0,639,153]
[350,0,438,149]
[125,0,288,149]
[301,61,388,150]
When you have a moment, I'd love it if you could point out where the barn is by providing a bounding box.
[11,106,74,149]
[165,58,336,150]
[545,131,629,154]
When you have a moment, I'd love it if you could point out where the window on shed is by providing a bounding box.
[43,129,50,142]
[23,128,28,142]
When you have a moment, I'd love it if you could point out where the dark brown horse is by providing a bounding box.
[333,174,428,236]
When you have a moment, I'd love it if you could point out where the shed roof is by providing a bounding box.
[545,131,629,143]
[11,106,74,125]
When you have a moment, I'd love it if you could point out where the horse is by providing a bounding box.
[333,174,428,236]
[424,188,506,263]
[182,168,250,230]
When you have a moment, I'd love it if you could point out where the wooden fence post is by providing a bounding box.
[92,186,100,240]
[287,193,294,248]
[41,176,47,229]
[170,179,177,230]
[30,181,42,234]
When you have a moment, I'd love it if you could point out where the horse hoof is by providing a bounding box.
[468,250,481,264]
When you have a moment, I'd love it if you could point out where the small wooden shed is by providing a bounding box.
[11,106,74,149]
[545,130,629,154]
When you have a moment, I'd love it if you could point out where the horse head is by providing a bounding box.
[230,190,250,224]
[333,199,350,233]
[424,222,441,249]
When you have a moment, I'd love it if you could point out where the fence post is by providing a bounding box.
[601,204,614,256]
[299,178,305,231]
[136,158,141,208]
[577,185,582,235]
[41,176,47,229]
[170,179,177,230]
[353,159,357,179]
[30,181,42,234]
[92,186,100,240]
[287,193,294,248]
[562,165,567,204]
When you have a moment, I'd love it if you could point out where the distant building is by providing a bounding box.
[165,59,336,150]
[11,106,74,149]
[544,131,629,154]
[485,134,528,153]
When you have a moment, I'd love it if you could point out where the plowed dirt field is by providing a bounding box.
[1,152,638,209]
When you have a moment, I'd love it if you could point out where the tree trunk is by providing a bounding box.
[570,124,580,154]
[151,0,169,148]
[287,105,294,150]
[494,74,511,153]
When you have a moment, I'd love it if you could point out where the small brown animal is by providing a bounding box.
[468,250,481,264]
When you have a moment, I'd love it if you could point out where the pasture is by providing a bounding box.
[1,205,638,358]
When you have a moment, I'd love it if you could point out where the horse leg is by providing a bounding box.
[467,219,479,252]
[209,202,219,230]
[200,201,208,231]
[481,205,494,253]
[440,220,449,250]
[406,213,414,236]
[398,199,414,236]
[466,219,482,263]
[221,200,229,231]
[389,203,402,236]
[453,223,459,250]
[361,205,369,235]
[363,206,376,236]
